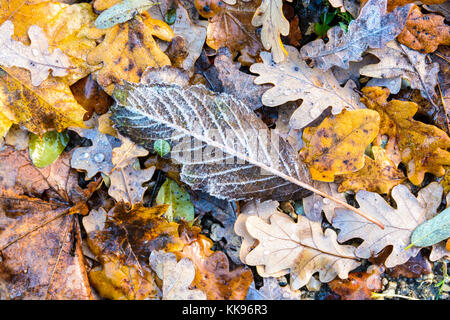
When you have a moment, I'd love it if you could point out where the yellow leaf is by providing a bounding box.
[86,12,173,94]
[362,86,450,185]
[0,2,100,136]
[338,146,406,194]
[300,109,380,182]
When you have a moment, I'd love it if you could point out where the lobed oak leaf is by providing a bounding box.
[302,181,346,223]
[360,41,439,104]
[150,250,206,300]
[333,184,429,268]
[299,109,380,182]
[244,212,361,290]
[360,0,447,13]
[176,235,253,300]
[86,12,173,94]
[250,45,365,129]
[337,146,405,194]
[251,0,292,63]
[361,86,450,185]
[246,277,302,300]
[397,5,450,54]
[300,0,412,71]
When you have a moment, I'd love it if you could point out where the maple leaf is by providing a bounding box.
[397,5,450,54]
[360,41,439,105]
[337,146,405,194]
[244,212,361,289]
[361,86,450,185]
[250,45,364,129]
[300,0,412,71]
[176,235,253,300]
[333,184,430,268]
[205,0,263,66]
[0,2,99,136]
[0,146,92,299]
[86,12,173,94]
[299,109,380,182]
[150,250,206,300]
[251,0,292,63]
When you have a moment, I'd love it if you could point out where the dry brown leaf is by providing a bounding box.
[251,0,292,63]
[87,12,173,93]
[244,212,361,289]
[0,147,92,299]
[300,109,380,182]
[250,45,364,129]
[397,5,450,54]
[333,184,429,268]
[337,146,405,194]
[302,181,346,223]
[360,41,439,105]
[176,235,253,300]
[361,86,450,185]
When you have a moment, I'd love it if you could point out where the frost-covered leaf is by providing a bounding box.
[0,21,70,86]
[410,206,450,248]
[94,0,158,29]
[244,212,361,289]
[112,135,149,169]
[360,41,439,104]
[302,182,346,223]
[149,250,207,300]
[333,184,428,268]
[246,278,302,300]
[251,0,292,63]
[250,45,364,129]
[110,76,313,202]
[300,0,412,71]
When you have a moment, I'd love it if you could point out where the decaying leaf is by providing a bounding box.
[328,264,384,300]
[250,45,364,129]
[111,135,149,169]
[111,72,313,202]
[205,0,263,65]
[337,146,405,194]
[0,21,70,86]
[361,87,450,185]
[302,181,346,223]
[244,212,361,289]
[0,147,92,299]
[300,0,412,71]
[300,109,380,182]
[176,235,253,299]
[251,0,292,63]
[333,184,430,268]
[360,41,439,104]
[150,250,206,300]
[87,12,173,93]
[397,5,450,54]
[246,277,302,300]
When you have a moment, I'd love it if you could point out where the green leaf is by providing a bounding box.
[156,178,194,222]
[154,139,171,157]
[410,206,450,247]
[29,130,69,168]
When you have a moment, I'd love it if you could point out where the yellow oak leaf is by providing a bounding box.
[338,146,406,194]
[86,12,173,94]
[299,109,380,182]
[0,2,100,136]
[362,86,450,185]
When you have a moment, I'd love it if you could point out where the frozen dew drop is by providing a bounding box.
[32,48,39,56]
[263,250,270,255]
[93,153,105,163]
[323,198,331,205]
[80,152,90,160]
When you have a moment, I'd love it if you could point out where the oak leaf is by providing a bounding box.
[361,86,450,185]
[86,12,173,93]
[360,41,439,104]
[337,146,405,194]
[251,0,292,63]
[360,0,447,12]
[250,45,364,129]
[149,250,206,300]
[300,0,412,71]
[176,235,253,299]
[246,277,302,300]
[244,212,361,289]
[397,5,450,54]
[333,184,429,268]
[302,181,346,223]
[299,109,380,182]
